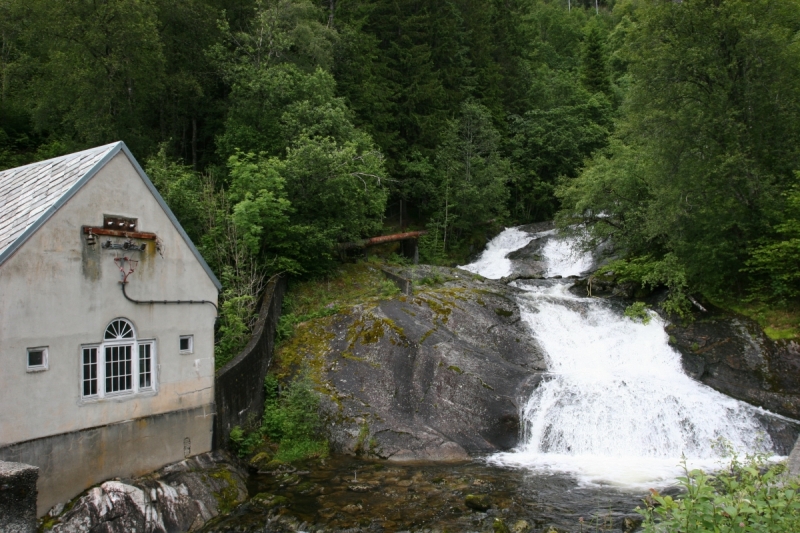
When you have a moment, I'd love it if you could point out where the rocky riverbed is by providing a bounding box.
[201,455,647,533]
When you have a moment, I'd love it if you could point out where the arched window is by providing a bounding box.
[81,318,156,399]
[104,319,134,340]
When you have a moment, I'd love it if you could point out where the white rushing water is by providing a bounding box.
[458,227,539,279]
[466,227,775,488]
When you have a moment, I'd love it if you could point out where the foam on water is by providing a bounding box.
[465,228,776,488]
[458,227,537,279]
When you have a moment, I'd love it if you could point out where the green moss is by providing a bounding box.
[478,377,494,390]
[447,365,463,374]
[346,314,409,351]
[708,296,800,341]
[273,315,336,382]
[210,467,242,514]
[420,327,437,344]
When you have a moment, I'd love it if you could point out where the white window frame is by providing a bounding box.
[26,346,49,372]
[179,335,194,354]
[81,319,157,401]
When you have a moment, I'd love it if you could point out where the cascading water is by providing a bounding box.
[466,227,776,487]
[459,227,541,279]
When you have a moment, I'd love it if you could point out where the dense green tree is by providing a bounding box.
[581,22,610,95]
[19,0,168,156]
[426,101,510,256]
[558,0,800,302]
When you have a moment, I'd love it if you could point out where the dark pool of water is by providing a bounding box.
[201,455,663,533]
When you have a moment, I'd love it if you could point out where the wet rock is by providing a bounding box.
[493,517,511,533]
[347,484,375,492]
[294,266,546,461]
[622,514,643,532]
[666,309,800,452]
[342,503,363,514]
[465,494,491,512]
[45,451,247,533]
[511,519,531,533]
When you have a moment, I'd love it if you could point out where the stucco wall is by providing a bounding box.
[0,151,218,513]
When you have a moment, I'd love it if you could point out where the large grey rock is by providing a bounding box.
[666,313,800,455]
[287,267,546,461]
[0,461,38,533]
[45,451,247,533]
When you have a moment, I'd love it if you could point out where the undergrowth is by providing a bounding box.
[638,450,800,532]
[276,261,399,344]
[229,374,328,463]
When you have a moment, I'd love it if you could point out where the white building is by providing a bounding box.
[0,142,221,515]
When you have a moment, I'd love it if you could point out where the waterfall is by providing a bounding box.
[458,227,540,279]
[465,227,775,487]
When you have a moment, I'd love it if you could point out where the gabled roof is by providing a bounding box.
[0,141,222,290]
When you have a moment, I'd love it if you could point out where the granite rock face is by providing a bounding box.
[667,312,800,454]
[0,461,38,533]
[287,266,546,461]
[45,451,247,533]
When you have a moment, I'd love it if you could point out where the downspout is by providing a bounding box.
[120,281,218,314]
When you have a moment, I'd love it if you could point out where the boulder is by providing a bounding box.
[45,451,247,533]
[281,266,546,461]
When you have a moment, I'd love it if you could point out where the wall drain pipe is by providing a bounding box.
[120,282,218,314]
[114,256,218,314]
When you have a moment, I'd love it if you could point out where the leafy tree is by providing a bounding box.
[428,101,509,255]
[19,0,167,155]
[746,180,800,302]
[559,0,800,301]
[581,21,610,95]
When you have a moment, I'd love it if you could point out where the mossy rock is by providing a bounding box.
[249,451,274,471]
[494,518,511,533]
[464,493,491,511]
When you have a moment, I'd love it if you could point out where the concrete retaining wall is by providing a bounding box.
[0,405,212,516]
[0,461,38,533]
[214,275,287,449]
[381,268,413,296]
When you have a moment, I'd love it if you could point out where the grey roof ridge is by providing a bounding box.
[0,141,222,291]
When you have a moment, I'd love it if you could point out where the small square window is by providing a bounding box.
[27,347,48,372]
[179,335,193,354]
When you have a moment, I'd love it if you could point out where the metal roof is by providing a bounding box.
[0,142,222,290]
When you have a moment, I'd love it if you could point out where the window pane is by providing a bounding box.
[139,343,152,389]
[28,350,43,367]
[105,345,132,393]
[82,348,97,397]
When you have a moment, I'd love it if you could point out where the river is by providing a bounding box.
[205,226,782,533]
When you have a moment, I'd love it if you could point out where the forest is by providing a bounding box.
[2,0,799,361]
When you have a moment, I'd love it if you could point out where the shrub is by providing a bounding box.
[638,454,800,532]
[624,302,651,325]
[262,375,328,462]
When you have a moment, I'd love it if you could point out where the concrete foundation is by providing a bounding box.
[0,405,213,516]
[0,461,38,533]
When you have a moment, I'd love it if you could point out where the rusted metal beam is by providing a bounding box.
[83,227,158,240]
[365,231,426,245]
[338,230,427,250]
